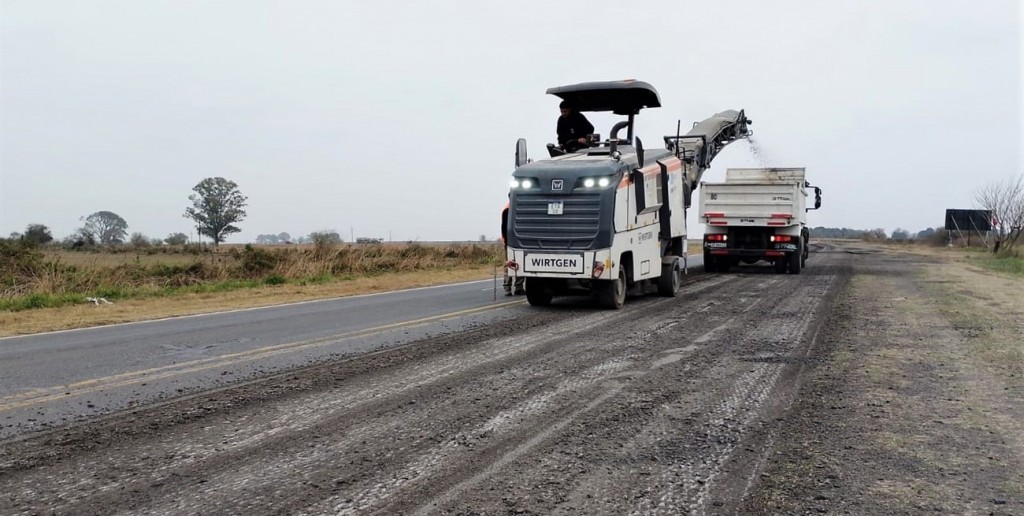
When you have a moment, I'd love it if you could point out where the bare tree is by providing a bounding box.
[973,174,1024,252]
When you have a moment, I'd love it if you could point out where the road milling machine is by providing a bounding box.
[505,80,751,308]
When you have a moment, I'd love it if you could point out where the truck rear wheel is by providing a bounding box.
[774,258,787,274]
[658,257,682,297]
[788,238,802,274]
[597,268,627,309]
[718,258,731,273]
[524,278,552,306]
[703,250,716,273]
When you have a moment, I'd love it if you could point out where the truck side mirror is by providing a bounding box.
[635,137,644,168]
[807,186,822,211]
[515,138,528,168]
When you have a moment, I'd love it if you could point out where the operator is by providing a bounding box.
[501,202,525,296]
[556,100,594,152]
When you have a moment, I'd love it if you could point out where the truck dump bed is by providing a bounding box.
[698,168,807,228]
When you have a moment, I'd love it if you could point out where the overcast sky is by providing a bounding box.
[2,0,1021,243]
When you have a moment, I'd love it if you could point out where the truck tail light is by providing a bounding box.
[592,261,605,278]
[506,260,519,271]
[770,235,793,243]
[706,234,728,242]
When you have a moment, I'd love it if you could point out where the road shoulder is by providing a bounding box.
[742,248,1024,513]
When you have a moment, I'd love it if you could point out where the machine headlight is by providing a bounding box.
[580,176,614,189]
[510,178,536,189]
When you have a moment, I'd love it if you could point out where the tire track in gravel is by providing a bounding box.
[154,287,728,516]
[417,257,847,515]
[380,275,803,514]
[641,281,830,515]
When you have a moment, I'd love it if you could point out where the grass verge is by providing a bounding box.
[967,253,1024,275]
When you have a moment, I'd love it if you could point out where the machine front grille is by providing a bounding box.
[513,194,602,250]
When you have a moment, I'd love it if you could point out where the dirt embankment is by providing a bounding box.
[742,247,1024,514]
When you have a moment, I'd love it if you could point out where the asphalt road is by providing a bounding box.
[0,256,704,439]
[0,250,855,515]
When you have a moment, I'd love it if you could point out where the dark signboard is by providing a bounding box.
[945,209,992,231]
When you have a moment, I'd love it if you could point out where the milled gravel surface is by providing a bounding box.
[2,249,849,515]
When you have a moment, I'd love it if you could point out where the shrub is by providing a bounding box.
[237,244,282,276]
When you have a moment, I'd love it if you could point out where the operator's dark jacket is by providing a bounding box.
[501,204,510,244]
[557,112,595,146]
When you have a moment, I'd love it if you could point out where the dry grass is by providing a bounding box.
[2,242,502,305]
[43,250,203,267]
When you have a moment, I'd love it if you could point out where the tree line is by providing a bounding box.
[7,178,248,249]
[809,226,946,241]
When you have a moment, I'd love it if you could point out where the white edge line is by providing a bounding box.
[0,278,500,341]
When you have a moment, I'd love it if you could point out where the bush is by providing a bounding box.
[0,238,43,276]
[237,244,282,276]
[164,233,189,245]
[129,232,150,248]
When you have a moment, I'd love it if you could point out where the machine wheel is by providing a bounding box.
[597,267,627,309]
[525,278,552,306]
[658,257,682,297]
[788,238,803,274]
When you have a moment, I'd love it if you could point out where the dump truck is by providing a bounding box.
[505,80,751,308]
[698,168,822,274]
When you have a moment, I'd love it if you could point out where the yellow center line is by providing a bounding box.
[0,300,524,412]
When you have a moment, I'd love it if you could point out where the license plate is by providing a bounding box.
[547,201,563,215]
[705,242,727,248]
